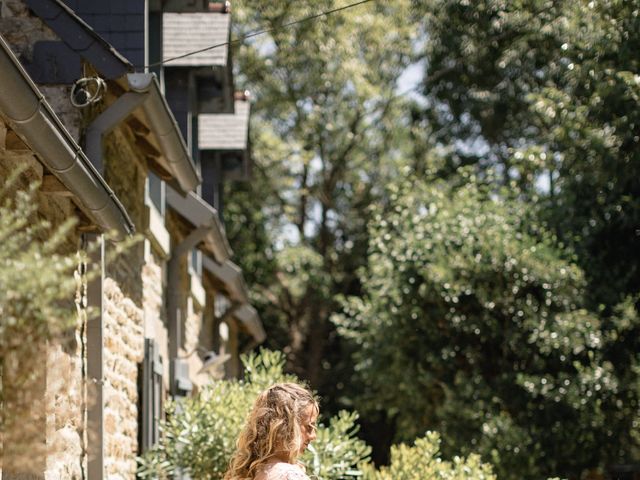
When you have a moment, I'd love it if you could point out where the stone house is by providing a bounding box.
[0,0,263,478]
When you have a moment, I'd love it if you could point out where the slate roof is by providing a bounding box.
[198,100,250,150]
[26,0,132,79]
[162,12,230,67]
[63,0,146,68]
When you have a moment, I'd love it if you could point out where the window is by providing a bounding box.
[147,172,165,216]
[141,339,163,452]
[189,249,202,276]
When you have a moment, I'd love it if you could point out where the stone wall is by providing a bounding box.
[103,127,147,305]
[1,4,94,472]
[45,341,85,480]
[0,116,88,479]
[99,120,149,477]
[185,294,203,356]
[103,278,144,479]
[0,0,57,58]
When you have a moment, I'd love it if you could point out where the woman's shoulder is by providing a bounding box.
[256,461,310,480]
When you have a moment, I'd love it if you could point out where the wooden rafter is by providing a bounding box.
[40,174,74,196]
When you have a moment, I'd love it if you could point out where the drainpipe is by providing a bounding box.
[167,226,211,396]
[86,73,200,195]
[78,68,153,480]
[85,233,105,480]
[85,92,148,174]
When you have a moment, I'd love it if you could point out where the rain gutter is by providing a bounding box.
[0,35,134,237]
[233,304,266,345]
[202,256,248,304]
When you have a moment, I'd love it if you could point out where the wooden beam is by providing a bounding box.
[127,116,151,136]
[77,223,101,233]
[147,156,174,181]
[135,134,162,158]
[40,174,74,196]
[6,129,29,151]
[0,123,7,150]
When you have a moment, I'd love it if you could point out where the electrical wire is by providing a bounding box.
[143,0,374,70]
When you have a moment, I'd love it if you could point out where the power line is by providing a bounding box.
[144,0,374,70]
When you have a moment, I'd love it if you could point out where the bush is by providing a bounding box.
[361,431,495,480]
[138,348,506,480]
[137,349,371,480]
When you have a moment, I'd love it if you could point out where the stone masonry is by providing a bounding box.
[103,278,144,480]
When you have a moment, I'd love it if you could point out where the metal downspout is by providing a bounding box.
[85,233,105,480]
[86,73,200,195]
[167,226,211,395]
[85,92,149,174]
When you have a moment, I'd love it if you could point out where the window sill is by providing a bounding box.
[144,203,170,258]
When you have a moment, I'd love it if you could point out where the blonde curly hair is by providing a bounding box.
[224,382,319,480]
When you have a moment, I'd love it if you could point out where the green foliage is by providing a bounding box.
[0,168,81,436]
[416,0,640,307]
[390,1,640,476]
[307,410,371,480]
[527,0,640,309]
[137,350,371,480]
[224,2,640,478]
[335,172,640,479]
[361,432,495,480]
[226,0,420,393]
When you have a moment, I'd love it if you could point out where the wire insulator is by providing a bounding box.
[70,77,107,108]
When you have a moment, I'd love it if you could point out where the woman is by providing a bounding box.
[224,382,319,480]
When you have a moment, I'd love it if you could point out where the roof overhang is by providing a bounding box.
[202,256,265,343]
[163,11,235,114]
[202,256,248,304]
[25,0,200,195]
[162,12,231,67]
[199,97,251,181]
[199,98,250,150]
[0,34,134,237]
[166,185,232,263]
[232,304,266,344]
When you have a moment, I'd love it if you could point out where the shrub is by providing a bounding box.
[137,349,371,480]
[361,431,495,480]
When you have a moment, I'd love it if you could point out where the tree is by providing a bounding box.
[227,0,418,398]
[225,1,640,475]
[415,0,640,308]
[335,171,640,479]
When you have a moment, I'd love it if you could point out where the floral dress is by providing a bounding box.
[254,461,310,480]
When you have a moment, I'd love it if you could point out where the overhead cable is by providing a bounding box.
[143,0,374,70]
